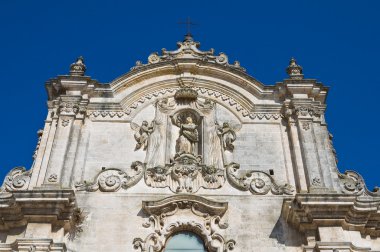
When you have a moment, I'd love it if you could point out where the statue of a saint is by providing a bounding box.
[175,116,199,155]
[218,122,236,152]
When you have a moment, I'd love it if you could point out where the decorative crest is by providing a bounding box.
[70,56,86,76]
[286,57,303,79]
[132,35,245,72]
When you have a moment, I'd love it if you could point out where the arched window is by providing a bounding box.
[164,231,207,252]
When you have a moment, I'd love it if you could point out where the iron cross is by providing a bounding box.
[179,17,198,35]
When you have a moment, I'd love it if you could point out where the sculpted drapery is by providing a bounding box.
[143,98,225,170]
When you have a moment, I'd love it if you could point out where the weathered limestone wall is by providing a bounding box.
[69,193,303,252]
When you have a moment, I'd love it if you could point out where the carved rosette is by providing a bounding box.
[133,195,235,252]
[225,163,294,195]
[144,154,225,193]
[75,162,144,192]
[1,166,31,191]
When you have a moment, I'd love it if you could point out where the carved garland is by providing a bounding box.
[133,195,236,252]
[225,163,294,195]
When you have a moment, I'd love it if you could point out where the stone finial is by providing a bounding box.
[70,56,86,76]
[286,57,304,79]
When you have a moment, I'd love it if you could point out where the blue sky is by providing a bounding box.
[0,0,379,189]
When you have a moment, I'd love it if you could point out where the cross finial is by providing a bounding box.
[179,17,198,36]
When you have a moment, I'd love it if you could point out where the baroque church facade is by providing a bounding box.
[0,34,380,251]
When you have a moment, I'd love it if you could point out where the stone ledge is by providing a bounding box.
[0,190,76,231]
[282,194,380,237]
[0,238,66,252]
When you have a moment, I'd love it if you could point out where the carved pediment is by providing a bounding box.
[133,195,235,252]
[142,194,228,217]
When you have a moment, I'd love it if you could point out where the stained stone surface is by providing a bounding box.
[0,36,379,251]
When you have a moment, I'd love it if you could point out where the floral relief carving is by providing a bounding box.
[133,195,236,252]
[282,104,323,122]
[75,162,144,192]
[61,119,70,127]
[311,177,322,187]
[58,101,86,116]
[302,122,310,131]
[1,166,31,191]
[225,163,294,195]
[144,153,225,193]
[48,173,58,183]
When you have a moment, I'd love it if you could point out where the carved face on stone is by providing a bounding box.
[142,121,148,126]
[186,117,193,124]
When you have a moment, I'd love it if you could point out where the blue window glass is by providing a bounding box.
[164,231,207,252]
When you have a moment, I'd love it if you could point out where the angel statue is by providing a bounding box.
[217,122,237,152]
[174,115,199,155]
[130,121,154,151]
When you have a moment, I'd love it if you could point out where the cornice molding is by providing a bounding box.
[282,193,380,237]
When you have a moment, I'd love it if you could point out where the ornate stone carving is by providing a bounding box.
[48,174,58,183]
[138,99,235,193]
[70,56,86,76]
[131,121,154,151]
[302,122,310,131]
[338,171,365,195]
[133,34,245,72]
[311,177,322,187]
[1,166,31,191]
[75,162,144,192]
[173,111,200,155]
[294,105,321,118]
[217,122,237,152]
[225,163,294,195]
[88,110,126,119]
[249,113,282,120]
[133,195,235,252]
[174,87,198,103]
[144,153,225,193]
[61,119,70,127]
[123,86,252,118]
[286,57,303,80]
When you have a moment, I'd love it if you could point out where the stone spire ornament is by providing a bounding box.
[70,56,86,76]
[286,57,304,79]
